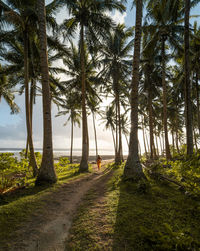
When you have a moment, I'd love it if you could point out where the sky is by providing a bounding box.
[0,1,200,155]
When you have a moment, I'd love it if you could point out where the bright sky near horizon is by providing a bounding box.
[0,1,200,155]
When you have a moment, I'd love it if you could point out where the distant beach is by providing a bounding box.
[0,148,128,163]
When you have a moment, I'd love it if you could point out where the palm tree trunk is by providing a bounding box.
[117,93,123,162]
[124,0,146,181]
[36,0,56,184]
[195,73,200,135]
[184,0,193,155]
[70,116,73,164]
[111,127,116,153]
[142,125,147,157]
[155,136,159,156]
[176,132,180,153]
[25,78,35,158]
[145,129,150,153]
[159,134,163,155]
[115,95,119,163]
[148,81,154,159]
[79,24,88,172]
[161,38,171,160]
[25,78,35,159]
[92,112,98,158]
[125,134,129,148]
[194,130,198,152]
[23,31,38,177]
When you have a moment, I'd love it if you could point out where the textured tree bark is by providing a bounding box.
[35,0,57,184]
[124,0,146,181]
[184,0,193,155]
[161,38,171,160]
[79,24,89,172]
[70,116,73,164]
[92,112,98,159]
[23,31,38,177]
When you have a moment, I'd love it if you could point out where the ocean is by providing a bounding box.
[0,148,121,158]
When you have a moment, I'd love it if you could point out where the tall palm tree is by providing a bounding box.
[145,0,184,160]
[123,0,146,181]
[36,0,57,184]
[59,0,125,172]
[0,0,39,176]
[101,105,116,153]
[56,92,81,164]
[100,24,133,163]
[184,0,193,155]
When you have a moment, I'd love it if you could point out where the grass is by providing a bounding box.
[0,163,91,249]
[66,164,200,250]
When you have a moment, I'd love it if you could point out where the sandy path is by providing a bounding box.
[11,161,114,251]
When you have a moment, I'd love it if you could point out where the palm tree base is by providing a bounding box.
[123,156,146,182]
[79,159,88,172]
[115,155,122,165]
[35,169,57,185]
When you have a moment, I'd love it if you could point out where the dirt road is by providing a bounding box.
[11,161,114,251]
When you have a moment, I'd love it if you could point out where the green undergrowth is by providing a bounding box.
[0,154,92,248]
[147,152,200,197]
[66,165,200,250]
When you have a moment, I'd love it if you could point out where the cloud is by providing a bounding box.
[112,10,127,25]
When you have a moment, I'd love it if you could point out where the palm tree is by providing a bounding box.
[61,42,101,162]
[36,0,57,184]
[123,0,146,181]
[59,0,125,172]
[145,0,184,160]
[100,24,133,163]
[184,0,193,155]
[0,0,39,176]
[101,106,116,153]
[56,92,81,164]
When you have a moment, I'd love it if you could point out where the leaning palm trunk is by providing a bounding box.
[79,24,88,172]
[161,38,171,160]
[124,0,146,181]
[184,0,193,155]
[36,0,57,184]
[92,112,98,159]
[23,31,38,177]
